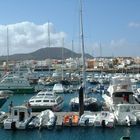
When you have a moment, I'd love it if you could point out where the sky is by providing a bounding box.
[0,0,140,57]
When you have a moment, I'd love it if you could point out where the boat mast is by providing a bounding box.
[48,22,51,76]
[99,42,102,74]
[80,0,86,89]
[6,27,9,71]
[61,38,64,80]
[79,0,85,117]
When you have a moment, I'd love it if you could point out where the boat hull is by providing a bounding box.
[0,88,34,94]
[70,102,100,111]
[0,97,7,108]
[31,103,63,112]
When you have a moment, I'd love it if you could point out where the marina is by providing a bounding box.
[0,71,140,139]
[0,0,140,139]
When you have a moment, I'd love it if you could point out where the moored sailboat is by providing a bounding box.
[69,0,99,112]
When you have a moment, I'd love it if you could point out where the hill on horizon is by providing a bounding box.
[0,47,93,61]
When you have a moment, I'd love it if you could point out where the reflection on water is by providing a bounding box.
[124,127,131,137]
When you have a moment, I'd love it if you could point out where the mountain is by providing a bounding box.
[0,47,93,61]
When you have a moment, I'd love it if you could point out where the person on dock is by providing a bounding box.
[8,101,13,115]
[26,101,32,117]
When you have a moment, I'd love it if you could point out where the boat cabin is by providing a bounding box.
[4,106,32,129]
[11,106,31,121]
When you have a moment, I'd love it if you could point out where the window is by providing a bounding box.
[30,101,34,103]
[57,97,63,103]
[36,100,41,102]
[38,94,44,96]
[50,100,55,103]
[43,100,49,102]
[14,110,18,116]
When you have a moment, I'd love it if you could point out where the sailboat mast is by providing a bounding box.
[48,22,51,76]
[80,0,86,88]
[71,40,74,59]
[100,42,102,58]
[79,0,85,117]
[6,27,9,71]
[61,38,64,80]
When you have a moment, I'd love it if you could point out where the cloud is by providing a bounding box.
[128,22,140,28]
[0,21,66,55]
[90,39,139,57]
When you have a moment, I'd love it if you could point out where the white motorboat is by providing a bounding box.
[29,90,64,112]
[28,109,56,129]
[102,75,135,111]
[94,111,115,128]
[114,104,140,126]
[53,83,66,93]
[4,106,32,130]
[79,111,96,126]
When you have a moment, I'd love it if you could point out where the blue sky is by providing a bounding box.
[0,0,140,57]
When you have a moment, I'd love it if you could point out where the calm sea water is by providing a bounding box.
[0,92,140,140]
[0,126,140,140]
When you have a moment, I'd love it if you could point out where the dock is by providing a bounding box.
[55,112,65,128]
[0,112,78,128]
[1,110,139,129]
[0,111,99,128]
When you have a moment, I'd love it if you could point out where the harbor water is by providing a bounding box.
[0,125,140,140]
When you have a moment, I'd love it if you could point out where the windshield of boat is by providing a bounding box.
[111,77,131,85]
[56,97,63,104]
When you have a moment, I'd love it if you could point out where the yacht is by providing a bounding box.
[113,104,140,126]
[29,90,64,112]
[0,74,34,94]
[102,76,135,111]
[4,106,32,130]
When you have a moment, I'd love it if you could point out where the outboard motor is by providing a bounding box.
[11,121,16,130]
[69,117,72,126]
[126,116,131,126]
[101,120,106,128]
[85,118,89,126]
